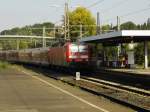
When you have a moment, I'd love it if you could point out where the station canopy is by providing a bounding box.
[80,30,150,45]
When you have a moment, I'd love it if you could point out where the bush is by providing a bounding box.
[0,61,10,69]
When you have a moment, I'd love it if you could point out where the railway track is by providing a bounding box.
[54,75,150,112]
[81,76,150,96]
[42,71,150,112]
[92,69,150,90]
[16,65,150,111]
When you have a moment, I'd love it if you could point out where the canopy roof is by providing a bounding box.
[80,30,150,44]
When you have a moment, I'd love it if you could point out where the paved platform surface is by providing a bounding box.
[0,68,135,112]
[99,67,150,76]
[108,68,150,75]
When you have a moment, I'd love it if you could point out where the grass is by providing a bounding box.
[0,61,10,70]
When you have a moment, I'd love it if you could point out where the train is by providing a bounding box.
[0,42,89,70]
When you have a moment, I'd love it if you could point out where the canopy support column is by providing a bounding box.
[144,41,148,69]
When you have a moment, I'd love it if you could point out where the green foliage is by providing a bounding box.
[0,61,10,70]
[134,43,144,65]
[105,46,118,61]
[147,18,150,29]
[0,40,16,50]
[19,41,28,49]
[69,7,96,41]
[141,23,147,30]
[108,19,150,66]
[0,40,29,50]
[31,22,54,36]
[0,22,54,36]
[0,22,54,49]
[101,24,112,33]
[121,21,137,30]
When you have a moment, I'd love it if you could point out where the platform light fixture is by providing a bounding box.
[128,41,135,50]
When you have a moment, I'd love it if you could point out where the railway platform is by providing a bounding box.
[102,68,150,76]
[0,67,136,112]
[94,67,150,90]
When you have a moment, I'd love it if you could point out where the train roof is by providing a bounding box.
[0,47,50,53]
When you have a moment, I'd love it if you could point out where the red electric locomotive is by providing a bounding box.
[0,42,89,69]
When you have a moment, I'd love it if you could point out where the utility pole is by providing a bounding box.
[97,12,101,35]
[64,3,67,40]
[53,25,56,38]
[117,16,121,64]
[42,26,46,48]
[64,2,70,40]
[16,39,20,50]
[117,16,120,31]
[30,28,33,36]
[67,3,70,40]
[34,40,37,48]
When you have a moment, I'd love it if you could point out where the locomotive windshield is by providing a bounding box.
[68,43,89,61]
[70,44,78,52]
[79,45,88,52]
[70,44,88,53]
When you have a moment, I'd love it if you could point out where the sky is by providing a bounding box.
[0,0,150,31]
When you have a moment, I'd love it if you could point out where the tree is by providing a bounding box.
[137,24,141,30]
[31,22,54,36]
[101,25,111,33]
[69,7,96,41]
[0,22,54,36]
[134,43,144,65]
[121,21,137,30]
[0,22,55,49]
[147,18,150,30]
[1,40,16,50]
[141,23,147,30]
[19,40,28,49]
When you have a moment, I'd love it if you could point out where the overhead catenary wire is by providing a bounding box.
[120,7,150,18]
[104,7,150,23]
[87,0,105,8]
[101,0,130,13]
